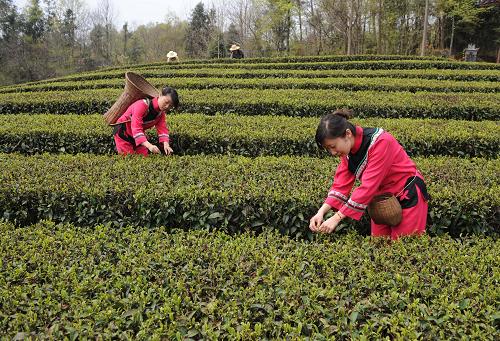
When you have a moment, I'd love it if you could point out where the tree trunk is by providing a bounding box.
[361,15,366,53]
[318,21,323,55]
[297,0,303,42]
[439,14,445,50]
[310,0,321,55]
[347,3,353,55]
[371,10,377,53]
[287,9,291,53]
[449,16,455,56]
[355,3,361,54]
[347,25,352,55]
[123,23,128,56]
[377,0,382,54]
[420,0,429,56]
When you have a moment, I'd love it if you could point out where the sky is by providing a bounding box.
[13,0,214,28]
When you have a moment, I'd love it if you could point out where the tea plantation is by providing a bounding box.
[0,55,498,339]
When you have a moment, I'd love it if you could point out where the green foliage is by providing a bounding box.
[0,114,498,159]
[109,59,500,71]
[23,0,46,43]
[0,49,498,339]
[97,54,448,70]
[0,222,499,338]
[1,88,498,120]
[55,58,498,77]
[0,0,20,43]
[0,154,497,236]
[7,68,500,89]
[185,2,212,59]
[438,0,489,25]
[2,76,499,94]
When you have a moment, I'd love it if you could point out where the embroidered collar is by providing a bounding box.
[350,126,364,155]
[152,97,161,112]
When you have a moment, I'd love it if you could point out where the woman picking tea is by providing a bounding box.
[309,109,429,240]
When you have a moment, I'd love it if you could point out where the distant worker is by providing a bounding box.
[167,51,179,63]
[229,44,244,59]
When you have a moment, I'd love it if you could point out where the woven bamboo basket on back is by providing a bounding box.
[104,72,159,125]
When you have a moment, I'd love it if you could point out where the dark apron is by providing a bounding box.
[398,176,430,209]
[113,123,136,147]
[112,98,160,147]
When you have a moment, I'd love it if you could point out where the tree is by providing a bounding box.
[89,23,106,63]
[209,32,227,58]
[263,0,294,53]
[420,0,429,56]
[58,0,91,47]
[92,0,117,63]
[122,22,129,55]
[437,0,488,55]
[308,0,324,55]
[23,0,46,42]
[185,2,212,58]
[61,8,76,48]
[225,23,241,45]
[127,33,143,63]
[0,0,20,42]
[0,0,21,84]
[295,0,304,42]
[42,0,58,31]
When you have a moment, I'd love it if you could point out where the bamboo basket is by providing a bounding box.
[367,193,403,226]
[103,72,159,125]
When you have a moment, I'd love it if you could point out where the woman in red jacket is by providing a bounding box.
[309,109,429,239]
[113,86,179,156]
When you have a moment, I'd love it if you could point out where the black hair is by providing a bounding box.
[161,86,179,109]
[315,109,356,149]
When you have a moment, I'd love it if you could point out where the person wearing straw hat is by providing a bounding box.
[113,86,179,156]
[309,109,430,240]
[167,51,179,63]
[229,44,244,59]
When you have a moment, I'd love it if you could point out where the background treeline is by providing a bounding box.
[1,0,499,86]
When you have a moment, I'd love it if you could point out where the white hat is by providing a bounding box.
[167,51,178,58]
[229,44,240,51]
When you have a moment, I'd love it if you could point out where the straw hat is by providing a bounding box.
[167,51,178,59]
[367,193,403,226]
[229,44,240,51]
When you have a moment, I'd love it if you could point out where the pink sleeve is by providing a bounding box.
[155,113,170,143]
[131,101,149,145]
[339,137,395,220]
[324,157,355,211]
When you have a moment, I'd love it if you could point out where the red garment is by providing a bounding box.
[114,134,148,156]
[324,126,428,239]
[116,97,170,147]
[371,185,427,239]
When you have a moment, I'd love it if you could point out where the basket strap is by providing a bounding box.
[143,98,161,123]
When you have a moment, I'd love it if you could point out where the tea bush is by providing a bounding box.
[1,221,498,339]
[0,114,498,158]
[0,154,497,236]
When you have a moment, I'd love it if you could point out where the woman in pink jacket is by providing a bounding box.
[309,109,429,239]
[113,87,179,156]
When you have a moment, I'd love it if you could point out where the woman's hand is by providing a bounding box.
[318,212,345,234]
[142,141,160,154]
[318,216,339,233]
[163,142,174,155]
[309,213,324,232]
[149,145,161,154]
